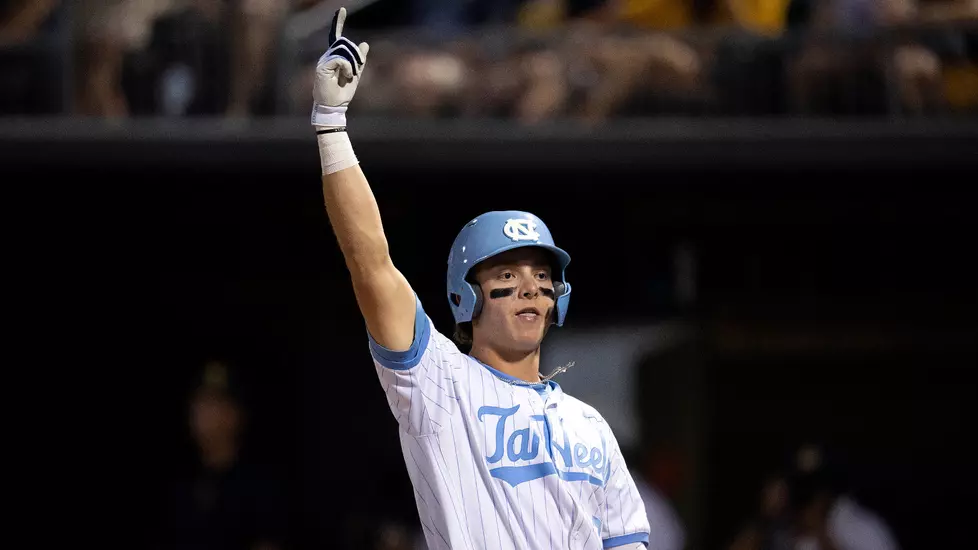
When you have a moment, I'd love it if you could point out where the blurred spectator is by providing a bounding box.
[509,38,571,123]
[878,0,953,114]
[225,0,290,117]
[574,29,705,120]
[392,40,471,117]
[784,0,953,115]
[347,33,567,122]
[598,0,793,116]
[516,0,707,121]
[917,0,978,112]
[75,0,176,116]
[0,0,65,114]
[728,474,794,550]
[541,0,793,118]
[729,444,899,550]
[635,444,687,550]
[74,0,288,117]
[155,360,287,550]
[0,0,58,45]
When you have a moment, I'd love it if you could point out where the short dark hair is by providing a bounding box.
[453,322,473,350]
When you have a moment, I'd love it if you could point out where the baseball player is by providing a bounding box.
[312,8,651,549]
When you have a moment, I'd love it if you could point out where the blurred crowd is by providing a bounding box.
[0,0,976,119]
[337,0,978,121]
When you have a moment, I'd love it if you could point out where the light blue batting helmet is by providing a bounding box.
[447,211,572,326]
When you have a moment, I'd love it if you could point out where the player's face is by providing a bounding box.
[471,247,556,352]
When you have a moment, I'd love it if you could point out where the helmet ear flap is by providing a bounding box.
[553,281,571,326]
[553,281,565,296]
[470,283,483,319]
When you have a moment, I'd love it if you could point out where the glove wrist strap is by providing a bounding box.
[311,103,347,128]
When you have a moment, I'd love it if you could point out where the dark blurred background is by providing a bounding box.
[4,1,976,550]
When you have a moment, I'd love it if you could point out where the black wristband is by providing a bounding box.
[316,127,347,135]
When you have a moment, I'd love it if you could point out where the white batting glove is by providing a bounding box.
[311,7,369,129]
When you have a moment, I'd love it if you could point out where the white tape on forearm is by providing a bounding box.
[317,131,358,175]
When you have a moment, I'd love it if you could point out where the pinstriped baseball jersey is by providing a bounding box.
[369,296,651,550]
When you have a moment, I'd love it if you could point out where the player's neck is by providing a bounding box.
[470,343,541,384]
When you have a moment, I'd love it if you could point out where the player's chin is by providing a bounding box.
[506,337,544,354]
[509,325,548,350]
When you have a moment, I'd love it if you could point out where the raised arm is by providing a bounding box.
[313,8,415,352]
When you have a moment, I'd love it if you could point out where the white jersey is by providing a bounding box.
[369,296,651,550]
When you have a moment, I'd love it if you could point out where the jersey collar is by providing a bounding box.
[474,357,563,400]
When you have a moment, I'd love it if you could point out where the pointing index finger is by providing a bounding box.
[329,7,346,44]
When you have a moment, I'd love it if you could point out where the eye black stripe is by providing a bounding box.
[489,288,515,299]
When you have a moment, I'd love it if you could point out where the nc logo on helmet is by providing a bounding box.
[503,218,540,242]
